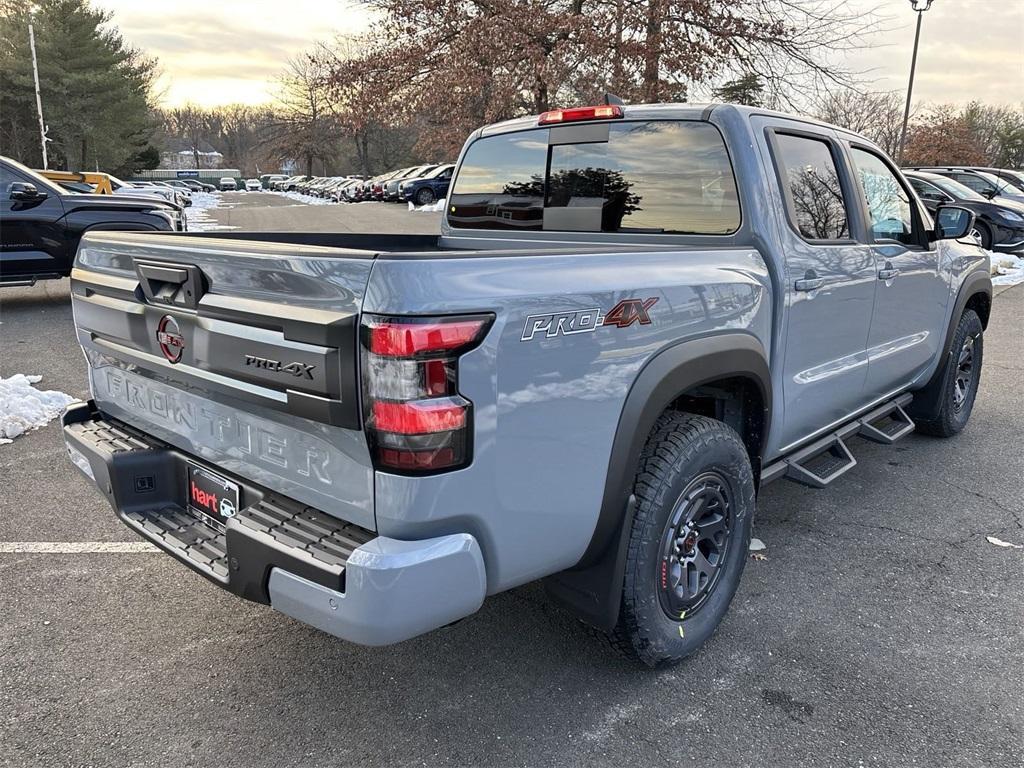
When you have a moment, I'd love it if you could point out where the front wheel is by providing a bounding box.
[415,187,435,206]
[915,309,983,437]
[970,222,992,250]
[610,413,755,667]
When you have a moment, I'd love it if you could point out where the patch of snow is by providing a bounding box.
[184,191,236,232]
[275,191,335,206]
[408,197,447,213]
[987,250,1024,286]
[986,536,1023,549]
[0,374,77,444]
[749,538,767,551]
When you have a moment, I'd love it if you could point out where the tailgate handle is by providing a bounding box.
[136,260,204,309]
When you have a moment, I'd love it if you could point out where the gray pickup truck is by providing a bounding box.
[63,103,991,666]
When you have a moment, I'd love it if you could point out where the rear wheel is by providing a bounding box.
[416,187,436,206]
[610,413,755,667]
[915,309,983,437]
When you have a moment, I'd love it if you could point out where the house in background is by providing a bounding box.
[160,137,225,170]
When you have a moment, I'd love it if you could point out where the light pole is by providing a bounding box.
[897,0,935,164]
[27,4,50,169]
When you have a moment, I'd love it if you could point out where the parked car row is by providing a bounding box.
[269,174,311,191]
[268,164,458,205]
[120,177,220,203]
[903,166,1024,252]
[217,176,282,192]
[163,178,215,194]
[40,170,195,208]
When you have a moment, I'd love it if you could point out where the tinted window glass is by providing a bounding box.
[851,148,915,244]
[449,132,547,229]
[952,173,993,195]
[774,134,849,240]
[448,121,740,234]
[0,159,61,196]
[0,162,29,189]
[996,173,1024,193]
[908,178,947,201]
[930,175,986,201]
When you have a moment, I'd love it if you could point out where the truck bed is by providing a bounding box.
[181,231,449,255]
[178,230,677,260]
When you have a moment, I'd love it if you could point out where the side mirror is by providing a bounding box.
[981,188,997,200]
[934,205,976,241]
[8,182,46,201]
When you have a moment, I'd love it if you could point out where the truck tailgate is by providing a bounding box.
[71,231,376,530]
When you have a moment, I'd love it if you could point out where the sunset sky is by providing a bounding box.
[92,0,1024,109]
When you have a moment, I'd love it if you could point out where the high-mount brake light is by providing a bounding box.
[538,104,623,126]
[361,314,493,473]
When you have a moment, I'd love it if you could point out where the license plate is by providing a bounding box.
[187,464,240,525]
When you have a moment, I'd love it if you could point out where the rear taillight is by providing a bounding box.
[361,313,493,473]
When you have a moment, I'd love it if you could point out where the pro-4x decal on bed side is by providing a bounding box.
[521,297,658,341]
[602,298,659,328]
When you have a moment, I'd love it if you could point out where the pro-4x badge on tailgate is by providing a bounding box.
[244,354,316,379]
[521,297,658,341]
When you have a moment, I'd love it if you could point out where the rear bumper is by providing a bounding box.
[62,401,487,646]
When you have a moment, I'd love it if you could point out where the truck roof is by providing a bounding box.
[477,102,872,147]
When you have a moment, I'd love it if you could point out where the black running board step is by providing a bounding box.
[857,393,914,444]
[781,433,857,489]
[760,393,914,489]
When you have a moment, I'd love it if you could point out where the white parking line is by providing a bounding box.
[0,542,159,553]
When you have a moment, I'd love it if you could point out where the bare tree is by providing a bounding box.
[211,104,277,175]
[333,0,884,157]
[816,90,905,156]
[163,105,213,168]
[266,55,339,176]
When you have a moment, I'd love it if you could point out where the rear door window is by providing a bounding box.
[448,121,740,234]
[772,133,850,241]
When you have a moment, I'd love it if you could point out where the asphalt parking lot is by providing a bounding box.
[1,198,1022,768]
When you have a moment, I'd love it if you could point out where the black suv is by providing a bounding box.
[907,166,1024,206]
[0,156,185,286]
[904,169,1024,252]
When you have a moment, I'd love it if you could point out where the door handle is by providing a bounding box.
[877,267,900,281]
[794,272,824,292]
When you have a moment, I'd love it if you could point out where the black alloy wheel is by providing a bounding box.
[657,472,734,619]
[952,332,978,412]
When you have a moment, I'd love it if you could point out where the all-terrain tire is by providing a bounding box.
[915,309,984,437]
[609,412,756,667]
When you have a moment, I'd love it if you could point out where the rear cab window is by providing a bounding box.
[448,120,740,235]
